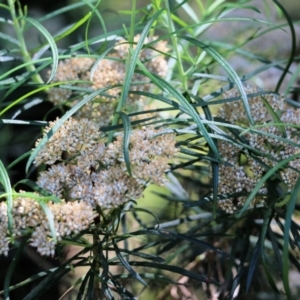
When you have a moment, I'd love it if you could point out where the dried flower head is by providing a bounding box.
[47,35,169,126]
[35,118,177,209]
[217,86,300,212]
[34,118,99,166]
[0,193,95,256]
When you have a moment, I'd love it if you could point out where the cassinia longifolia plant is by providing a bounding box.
[0,0,300,299]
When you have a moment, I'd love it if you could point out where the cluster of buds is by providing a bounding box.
[35,118,178,209]
[0,193,95,256]
[216,86,300,213]
[0,35,177,256]
[47,35,169,126]
[0,117,177,256]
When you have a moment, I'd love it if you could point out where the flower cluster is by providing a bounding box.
[0,194,95,256]
[1,117,177,256]
[216,86,300,213]
[47,35,169,126]
[35,117,178,209]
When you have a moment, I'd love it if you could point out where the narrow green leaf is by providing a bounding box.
[238,152,300,216]
[117,112,132,176]
[38,201,57,243]
[35,0,98,23]
[14,179,61,202]
[282,177,300,299]
[118,8,164,110]
[158,231,232,258]
[0,4,10,10]
[262,249,281,293]
[89,46,116,81]
[222,4,261,13]
[253,208,275,294]
[266,228,283,291]
[174,0,199,23]
[111,260,219,285]
[114,272,179,285]
[246,237,261,292]
[0,160,13,235]
[7,151,31,170]
[273,0,296,93]
[76,270,91,300]
[179,36,254,126]
[24,17,58,84]
[0,82,61,117]
[112,239,148,286]
[54,12,92,42]
[0,32,20,45]
[23,256,89,300]
[4,237,29,299]
[147,74,221,159]
[3,63,50,100]
[113,248,165,263]
[228,227,250,299]
[87,262,95,300]
[261,96,287,137]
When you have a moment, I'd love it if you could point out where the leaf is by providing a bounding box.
[24,17,58,84]
[144,74,221,159]
[0,32,20,46]
[112,239,148,286]
[54,12,91,42]
[264,228,282,293]
[238,152,300,216]
[87,263,95,300]
[110,260,219,285]
[117,112,132,176]
[228,226,251,299]
[179,35,254,126]
[38,201,57,243]
[282,176,300,299]
[273,0,296,93]
[261,96,287,137]
[157,230,232,259]
[23,254,89,300]
[7,150,31,170]
[246,237,261,292]
[109,247,165,263]
[76,270,91,300]
[13,179,61,202]
[3,237,29,299]
[117,9,164,110]
[0,160,13,235]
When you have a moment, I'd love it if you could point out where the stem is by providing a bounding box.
[7,0,44,84]
[93,232,101,300]
[164,0,187,91]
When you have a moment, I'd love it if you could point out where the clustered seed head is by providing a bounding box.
[0,193,95,256]
[35,118,178,209]
[34,117,100,166]
[217,86,300,213]
[1,117,177,256]
[47,35,169,126]
[1,36,174,257]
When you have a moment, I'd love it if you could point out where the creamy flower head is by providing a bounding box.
[0,193,95,257]
[217,86,300,213]
[47,35,169,126]
[35,117,178,209]
[34,118,99,166]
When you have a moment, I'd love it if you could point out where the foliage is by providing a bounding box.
[0,0,300,299]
